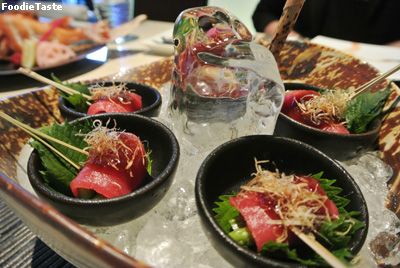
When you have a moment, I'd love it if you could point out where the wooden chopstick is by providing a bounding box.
[18,67,93,101]
[354,63,400,96]
[291,227,347,268]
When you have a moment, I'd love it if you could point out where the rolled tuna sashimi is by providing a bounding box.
[70,163,142,198]
[230,191,284,251]
[70,129,147,199]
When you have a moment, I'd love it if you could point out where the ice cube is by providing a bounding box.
[135,214,231,267]
[342,152,399,267]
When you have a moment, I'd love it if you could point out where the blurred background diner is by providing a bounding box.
[253,0,400,47]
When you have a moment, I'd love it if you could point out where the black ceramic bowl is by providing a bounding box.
[195,135,368,268]
[274,82,381,160]
[28,113,179,226]
[59,82,162,120]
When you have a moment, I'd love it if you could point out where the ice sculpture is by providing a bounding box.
[168,6,284,151]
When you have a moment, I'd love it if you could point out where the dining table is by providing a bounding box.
[0,19,173,268]
[1,16,400,268]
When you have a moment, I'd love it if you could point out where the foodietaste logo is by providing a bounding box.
[1,2,62,11]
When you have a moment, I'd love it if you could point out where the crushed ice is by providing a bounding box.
[341,152,400,267]
[85,88,399,267]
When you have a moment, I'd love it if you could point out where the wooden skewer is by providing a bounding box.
[0,111,88,157]
[18,67,93,101]
[0,112,81,169]
[291,227,347,268]
[353,63,400,97]
[23,124,81,170]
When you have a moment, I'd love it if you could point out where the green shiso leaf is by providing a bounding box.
[64,93,89,113]
[345,88,390,133]
[213,194,239,233]
[311,172,350,213]
[29,121,92,195]
[52,74,90,112]
[313,248,353,266]
[262,241,319,266]
[30,140,76,195]
[318,215,365,248]
[311,172,365,250]
[51,74,90,95]
[39,121,91,166]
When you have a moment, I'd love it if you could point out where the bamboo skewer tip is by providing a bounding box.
[18,67,92,101]
[0,111,88,158]
[354,63,400,97]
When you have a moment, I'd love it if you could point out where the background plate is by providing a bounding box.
[0,44,105,76]
[0,46,107,92]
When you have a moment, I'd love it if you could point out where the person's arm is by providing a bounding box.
[252,0,286,33]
